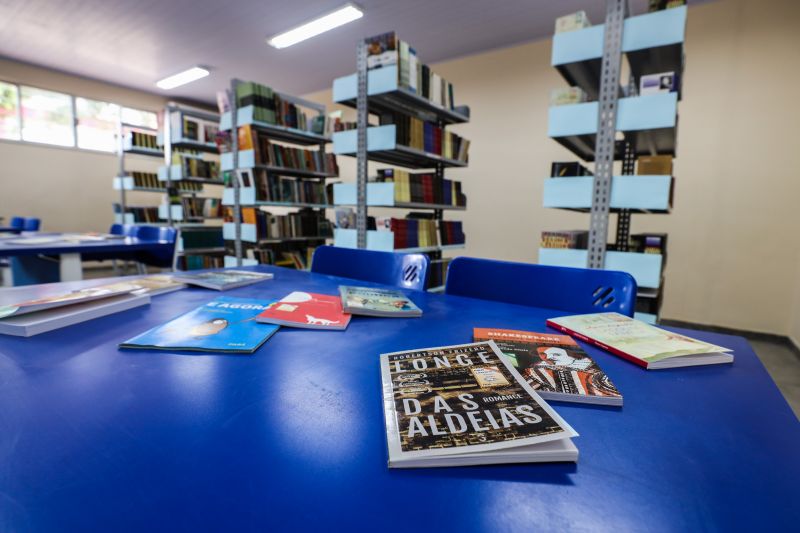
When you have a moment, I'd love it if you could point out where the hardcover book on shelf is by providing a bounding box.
[547,312,733,369]
[339,286,422,317]
[473,328,622,406]
[381,341,578,468]
[256,291,351,330]
[171,270,274,291]
[119,297,278,354]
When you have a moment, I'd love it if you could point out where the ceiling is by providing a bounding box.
[0,0,667,105]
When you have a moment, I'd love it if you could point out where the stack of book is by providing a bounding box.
[113,204,159,223]
[376,169,466,207]
[124,130,159,151]
[366,31,457,110]
[439,220,465,246]
[225,207,333,241]
[540,230,588,249]
[376,217,438,249]
[381,113,470,162]
[231,125,338,175]
[235,81,327,135]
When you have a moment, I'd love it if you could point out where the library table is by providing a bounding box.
[0,234,172,285]
[0,265,797,532]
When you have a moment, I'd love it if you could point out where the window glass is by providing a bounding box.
[76,97,120,152]
[121,107,158,130]
[0,82,21,140]
[20,86,74,146]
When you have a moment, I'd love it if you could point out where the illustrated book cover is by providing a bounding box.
[171,270,274,291]
[339,286,422,317]
[380,341,578,468]
[255,291,351,330]
[547,312,733,369]
[119,297,279,353]
[473,328,622,406]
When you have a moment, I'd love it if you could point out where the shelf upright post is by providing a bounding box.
[587,0,628,269]
[230,79,243,266]
[116,117,127,222]
[355,38,369,249]
[163,104,174,226]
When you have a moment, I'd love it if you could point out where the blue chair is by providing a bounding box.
[134,226,178,270]
[109,223,140,237]
[9,217,24,230]
[311,246,430,291]
[444,257,637,316]
[22,218,40,231]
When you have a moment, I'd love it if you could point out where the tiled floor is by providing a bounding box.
[750,339,800,418]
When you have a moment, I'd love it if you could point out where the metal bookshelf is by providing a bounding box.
[220,79,335,269]
[114,121,163,225]
[541,2,686,323]
[331,37,470,291]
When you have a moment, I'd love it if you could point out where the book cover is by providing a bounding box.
[381,341,578,468]
[473,328,622,406]
[171,270,274,291]
[120,297,278,354]
[255,291,351,330]
[0,280,146,319]
[547,312,734,369]
[339,286,422,317]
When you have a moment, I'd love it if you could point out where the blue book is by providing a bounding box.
[119,297,279,354]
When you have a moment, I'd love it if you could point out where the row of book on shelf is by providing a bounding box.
[380,112,470,162]
[125,172,203,192]
[170,154,221,180]
[554,0,685,36]
[549,155,672,178]
[225,207,333,241]
[170,197,224,220]
[123,130,159,151]
[223,81,328,135]
[540,230,667,255]
[0,268,733,467]
[231,169,333,206]
[335,208,465,249]
[164,111,218,145]
[375,169,467,207]
[112,204,159,223]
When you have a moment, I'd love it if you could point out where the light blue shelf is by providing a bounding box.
[224,256,258,268]
[538,248,663,289]
[543,175,672,212]
[333,125,467,169]
[219,106,329,146]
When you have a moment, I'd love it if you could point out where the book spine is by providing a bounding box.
[544,319,649,369]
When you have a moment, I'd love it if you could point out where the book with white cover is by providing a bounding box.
[380,341,578,468]
[171,270,274,290]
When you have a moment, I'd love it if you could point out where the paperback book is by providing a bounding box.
[119,297,278,354]
[547,312,734,369]
[256,291,351,330]
[171,270,274,291]
[339,286,422,317]
[473,328,622,406]
[381,341,578,468]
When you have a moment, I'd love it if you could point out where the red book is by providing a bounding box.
[256,291,351,330]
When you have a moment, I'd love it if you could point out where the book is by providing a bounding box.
[0,280,141,319]
[127,275,186,296]
[171,270,274,291]
[255,291,351,330]
[540,230,588,249]
[339,286,422,317]
[550,87,587,106]
[473,328,622,406]
[640,71,679,95]
[119,297,278,354]
[0,293,150,337]
[547,312,734,369]
[380,341,578,468]
[554,11,592,33]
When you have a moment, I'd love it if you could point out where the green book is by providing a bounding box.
[339,285,422,317]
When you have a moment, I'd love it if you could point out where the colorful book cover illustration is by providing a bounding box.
[380,341,577,466]
[473,328,622,405]
[339,286,422,317]
[256,291,351,330]
[119,297,278,353]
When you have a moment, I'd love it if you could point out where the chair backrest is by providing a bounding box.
[109,223,140,237]
[134,226,178,269]
[10,216,24,229]
[311,245,430,291]
[444,257,637,316]
[22,218,40,231]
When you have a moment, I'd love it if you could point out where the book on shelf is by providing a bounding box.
[170,197,223,219]
[439,220,465,246]
[547,312,734,369]
[128,171,203,192]
[540,230,588,249]
[550,87,588,106]
[235,80,328,135]
[181,255,225,270]
[427,257,452,289]
[648,0,686,13]
[640,71,680,96]
[473,328,622,406]
[637,155,673,175]
[255,291,351,330]
[339,286,422,317]
[168,111,218,144]
[123,129,159,151]
[172,155,220,181]
[629,233,667,256]
[238,243,321,270]
[181,227,224,250]
[378,217,438,249]
[335,207,356,229]
[379,113,470,162]
[229,125,338,175]
[375,168,466,207]
[235,168,332,205]
[171,270,274,291]
[112,204,160,223]
[554,11,592,33]
[380,341,578,468]
[225,207,333,241]
[120,297,279,354]
[550,162,593,177]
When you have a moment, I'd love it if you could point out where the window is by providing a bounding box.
[20,86,74,146]
[121,107,158,130]
[0,82,20,140]
[76,97,119,152]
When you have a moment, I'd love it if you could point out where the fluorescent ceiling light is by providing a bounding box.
[156,67,210,90]
[267,3,363,49]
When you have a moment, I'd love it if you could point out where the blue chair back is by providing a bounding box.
[444,257,637,316]
[22,218,40,231]
[311,245,430,291]
[10,217,24,229]
[109,223,139,237]
[135,226,178,269]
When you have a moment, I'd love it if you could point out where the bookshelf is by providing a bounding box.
[331,32,471,291]
[220,79,336,270]
[540,2,686,324]
[114,121,163,225]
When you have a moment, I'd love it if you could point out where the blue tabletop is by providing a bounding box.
[0,235,170,256]
[0,226,22,233]
[0,265,798,532]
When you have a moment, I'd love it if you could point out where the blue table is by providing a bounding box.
[0,265,797,531]
[0,235,172,285]
[0,226,22,233]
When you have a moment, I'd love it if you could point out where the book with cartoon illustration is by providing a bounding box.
[473,328,622,406]
[380,341,578,468]
[171,269,274,291]
[339,286,422,317]
[119,297,279,353]
[255,291,351,330]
